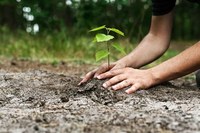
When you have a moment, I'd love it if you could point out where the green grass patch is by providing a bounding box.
[147,50,179,68]
[0,27,196,67]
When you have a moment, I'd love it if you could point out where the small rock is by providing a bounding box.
[33,125,39,131]
[26,97,34,102]
[35,118,42,123]
[185,114,193,119]
[6,94,15,98]
[60,97,69,103]
[34,100,45,107]
[11,61,17,66]
[163,105,169,110]
[10,98,21,103]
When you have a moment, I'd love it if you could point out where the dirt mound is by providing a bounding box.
[78,79,126,105]
[0,70,200,133]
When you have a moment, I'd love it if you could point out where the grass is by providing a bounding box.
[0,27,196,67]
[0,27,95,63]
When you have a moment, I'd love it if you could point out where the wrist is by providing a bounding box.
[116,57,130,67]
[117,55,137,68]
[149,67,163,86]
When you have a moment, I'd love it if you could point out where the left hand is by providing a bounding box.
[97,67,156,94]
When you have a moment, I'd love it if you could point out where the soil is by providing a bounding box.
[0,59,200,133]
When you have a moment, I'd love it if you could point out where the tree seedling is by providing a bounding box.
[89,25,126,68]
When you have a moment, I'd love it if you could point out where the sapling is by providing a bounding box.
[89,25,126,68]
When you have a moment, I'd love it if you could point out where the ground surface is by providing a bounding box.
[0,60,200,133]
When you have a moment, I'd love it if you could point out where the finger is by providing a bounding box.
[102,74,126,88]
[78,69,97,85]
[125,83,141,94]
[94,64,115,78]
[112,80,132,90]
[97,69,124,80]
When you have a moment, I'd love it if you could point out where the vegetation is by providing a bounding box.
[0,0,199,40]
[0,0,199,66]
[0,26,184,68]
[90,25,126,67]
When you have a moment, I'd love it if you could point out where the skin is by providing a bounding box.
[79,10,200,94]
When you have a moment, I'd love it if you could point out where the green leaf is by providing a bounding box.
[95,50,110,61]
[108,28,124,36]
[89,25,106,32]
[96,33,114,42]
[112,43,126,54]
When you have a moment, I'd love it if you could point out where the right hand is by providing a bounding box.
[78,62,126,85]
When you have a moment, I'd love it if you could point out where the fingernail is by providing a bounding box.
[94,74,97,78]
[97,76,101,79]
[78,80,84,85]
[125,90,129,94]
[103,83,107,88]
[112,86,116,90]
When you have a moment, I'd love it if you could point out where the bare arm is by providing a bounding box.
[118,11,174,68]
[151,41,200,84]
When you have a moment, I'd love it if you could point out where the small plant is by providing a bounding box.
[90,25,126,68]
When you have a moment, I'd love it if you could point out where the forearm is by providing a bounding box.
[117,33,170,68]
[117,12,173,68]
[151,41,200,84]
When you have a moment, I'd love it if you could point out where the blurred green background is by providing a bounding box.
[0,0,199,65]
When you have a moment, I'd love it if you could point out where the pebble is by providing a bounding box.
[10,98,21,103]
[6,94,15,98]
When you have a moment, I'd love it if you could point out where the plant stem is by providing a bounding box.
[106,29,110,68]
[107,41,110,68]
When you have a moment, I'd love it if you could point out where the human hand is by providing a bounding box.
[97,67,156,94]
[78,62,126,85]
